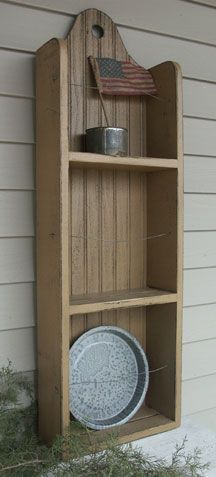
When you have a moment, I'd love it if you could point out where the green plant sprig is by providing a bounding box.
[0,362,210,477]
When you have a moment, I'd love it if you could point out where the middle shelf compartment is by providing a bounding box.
[69,164,178,318]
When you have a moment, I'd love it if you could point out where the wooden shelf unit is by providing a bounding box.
[36,8,183,446]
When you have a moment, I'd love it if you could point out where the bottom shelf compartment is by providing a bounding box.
[70,404,177,445]
[69,302,180,443]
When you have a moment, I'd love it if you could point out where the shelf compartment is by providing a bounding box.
[70,302,179,442]
[70,287,177,315]
[71,405,177,444]
[69,152,178,172]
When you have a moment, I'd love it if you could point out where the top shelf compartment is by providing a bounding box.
[68,17,181,163]
[69,152,178,172]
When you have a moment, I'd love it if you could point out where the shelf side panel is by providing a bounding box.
[146,303,177,420]
[146,61,179,159]
[36,39,69,443]
[147,169,177,292]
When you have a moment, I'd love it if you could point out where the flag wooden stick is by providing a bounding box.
[99,90,110,127]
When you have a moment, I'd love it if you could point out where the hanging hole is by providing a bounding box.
[92,25,104,39]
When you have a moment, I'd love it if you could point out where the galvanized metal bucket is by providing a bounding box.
[86,127,128,156]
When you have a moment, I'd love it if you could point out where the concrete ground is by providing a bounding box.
[134,417,216,476]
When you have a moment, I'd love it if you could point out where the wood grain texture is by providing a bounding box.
[70,168,86,342]
[85,167,102,329]
[175,60,184,425]
[147,62,178,159]
[70,288,177,315]
[69,153,178,170]
[36,38,69,443]
[147,170,177,291]
[70,167,149,329]
[146,303,177,420]
[98,408,176,444]
[100,168,116,325]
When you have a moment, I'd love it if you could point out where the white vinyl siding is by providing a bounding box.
[0,0,216,430]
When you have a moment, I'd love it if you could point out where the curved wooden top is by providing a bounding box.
[66,9,181,160]
[66,8,146,154]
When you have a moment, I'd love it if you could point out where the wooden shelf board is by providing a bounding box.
[69,152,178,171]
[114,405,176,443]
[70,287,177,315]
[70,405,176,444]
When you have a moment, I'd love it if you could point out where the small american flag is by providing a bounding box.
[89,56,157,97]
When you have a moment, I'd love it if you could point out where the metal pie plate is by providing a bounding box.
[69,326,149,430]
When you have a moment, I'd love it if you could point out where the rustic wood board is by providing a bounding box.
[36,39,69,442]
